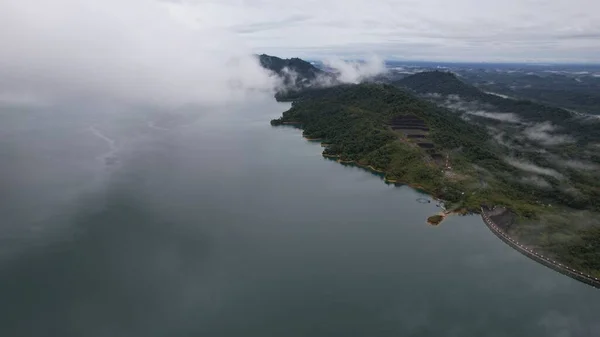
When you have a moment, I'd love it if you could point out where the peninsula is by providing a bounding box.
[270,73,600,283]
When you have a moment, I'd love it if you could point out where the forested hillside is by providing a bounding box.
[459,70,600,116]
[397,71,600,144]
[271,81,600,278]
[257,54,335,90]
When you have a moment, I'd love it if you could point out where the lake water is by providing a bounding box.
[1,96,599,337]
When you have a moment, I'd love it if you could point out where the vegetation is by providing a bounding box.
[397,71,600,144]
[427,214,445,225]
[257,54,335,91]
[458,70,600,116]
[271,76,600,278]
[258,54,322,79]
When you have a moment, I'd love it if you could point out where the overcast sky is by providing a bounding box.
[169,0,600,63]
[0,0,598,108]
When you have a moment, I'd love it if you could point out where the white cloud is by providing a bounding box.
[172,0,600,63]
[0,0,278,107]
[563,160,600,171]
[467,111,521,123]
[520,176,552,188]
[440,97,523,123]
[323,56,386,83]
[505,158,564,180]
[523,122,575,146]
[1,0,598,108]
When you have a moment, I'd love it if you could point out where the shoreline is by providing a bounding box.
[325,155,437,194]
[298,129,439,197]
[271,93,600,290]
[294,129,484,227]
[313,138,460,225]
[427,209,469,226]
[307,130,596,281]
[481,208,600,289]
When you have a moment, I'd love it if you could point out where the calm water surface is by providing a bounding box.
[0,97,599,337]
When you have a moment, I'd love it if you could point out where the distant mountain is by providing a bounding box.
[461,71,600,116]
[397,70,600,147]
[395,71,485,97]
[396,71,576,125]
[257,54,335,90]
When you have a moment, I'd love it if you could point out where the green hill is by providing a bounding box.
[271,82,600,278]
[395,71,483,97]
[257,54,335,90]
[397,71,574,123]
[397,71,600,144]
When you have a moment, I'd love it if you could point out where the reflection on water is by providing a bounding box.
[0,98,599,337]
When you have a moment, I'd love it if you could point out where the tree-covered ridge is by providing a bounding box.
[271,82,600,278]
[258,54,322,79]
[257,54,335,90]
[397,71,572,122]
[273,84,490,158]
[458,70,600,116]
[395,71,484,98]
[396,71,600,144]
[272,83,506,203]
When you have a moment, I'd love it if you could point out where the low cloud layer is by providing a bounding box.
[520,176,552,188]
[523,122,575,146]
[171,0,600,63]
[0,0,278,107]
[272,56,385,92]
[505,158,564,180]
[0,0,391,108]
[468,111,521,123]
[323,56,386,84]
[439,96,522,123]
[563,160,600,171]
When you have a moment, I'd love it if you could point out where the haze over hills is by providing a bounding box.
[257,54,387,96]
[257,54,337,91]
[397,71,600,144]
[383,62,600,116]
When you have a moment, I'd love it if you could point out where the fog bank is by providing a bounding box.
[0,0,278,108]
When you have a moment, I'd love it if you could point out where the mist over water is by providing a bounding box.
[0,1,598,335]
[1,97,599,337]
